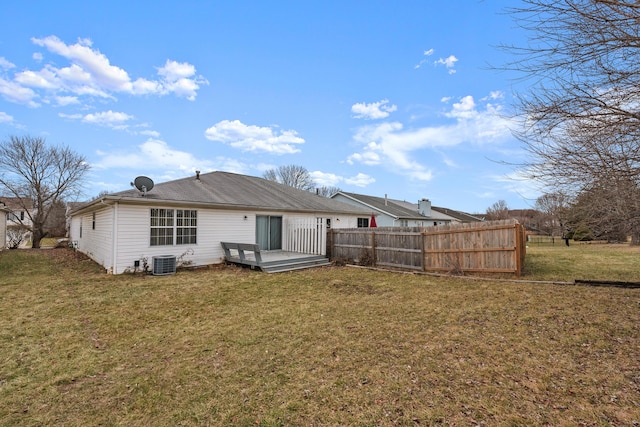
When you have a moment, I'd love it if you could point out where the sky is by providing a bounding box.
[0,0,539,215]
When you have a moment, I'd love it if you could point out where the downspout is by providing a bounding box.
[112,201,118,274]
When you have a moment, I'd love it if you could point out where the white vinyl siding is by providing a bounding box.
[70,207,113,272]
[0,210,6,249]
[71,203,365,274]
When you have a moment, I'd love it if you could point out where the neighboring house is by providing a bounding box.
[68,171,370,274]
[331,191,482,227]
[0,202,8,249]
[0,197,35,247]
[0,197,34,230]
[431,206,484,224]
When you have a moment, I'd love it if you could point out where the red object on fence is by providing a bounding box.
[370,213,377,228]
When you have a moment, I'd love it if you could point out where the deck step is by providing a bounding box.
[261,257,331,273]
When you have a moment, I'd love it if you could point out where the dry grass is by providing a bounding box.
[524,243,640,282]
[0,246,639,426]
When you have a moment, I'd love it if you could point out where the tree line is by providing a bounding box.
[504,0,640,245]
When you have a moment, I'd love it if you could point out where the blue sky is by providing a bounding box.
[0,0,537,214]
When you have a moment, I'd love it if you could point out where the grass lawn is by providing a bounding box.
[0,245,639,426]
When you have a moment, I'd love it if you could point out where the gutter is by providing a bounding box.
[72,195,369,217]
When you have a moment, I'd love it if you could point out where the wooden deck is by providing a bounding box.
[220,242,330,273]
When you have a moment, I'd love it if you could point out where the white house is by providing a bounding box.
[0,202,8,250]
[0,197,35,248]
[68,171,369,274]
[331,191,482,227]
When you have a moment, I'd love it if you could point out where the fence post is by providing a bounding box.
[421,231,426,271]
[371,231,376,267]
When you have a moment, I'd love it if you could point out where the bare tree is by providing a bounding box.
[316,186,342,197]
[0,135,90,248]
[568,178,639,243]
[43,200,68,237]
[485,200,510,220]
[505,0,640,244]
[535,191,570,236]
[263,165,316,191]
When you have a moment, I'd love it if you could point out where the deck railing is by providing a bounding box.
[284,217,326,255]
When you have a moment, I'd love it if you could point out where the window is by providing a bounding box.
[7,212,24,222]
[150,209,197,246]
[357,217,369,228]
[399,219,408,227]
[176,210,197,244]
[150,208,174,246]
[92,212,96,230]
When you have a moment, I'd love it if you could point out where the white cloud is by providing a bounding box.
[435,55,458,74]
[351,99,397,120]
[59,110,134,128]
[347,94,513,182]
[415,48,435,69]
[0,112,13,123]
[156,60,207,100]
[0,76,40,107]
[0,35,207,106]
[488,170,542,202]
[483,91,504,101]
[58,112,83,120]
[446,95,476,119]
[344,173,375,187]
[95,138,213,172]
[0,57,15,70]
[157,60,195,81]
[310,171,342,187]
[15,68,61,89]
[204,119,305,154]
[32,36,133,92]
[83,110,134,126]
[93,138,250,182]
[139,129,161,138]
[54,95,80,106]
[310,170,375,188]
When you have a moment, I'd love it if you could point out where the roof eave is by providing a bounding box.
[69,195,368,217]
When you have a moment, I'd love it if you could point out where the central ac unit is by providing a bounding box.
[152,255,176,275]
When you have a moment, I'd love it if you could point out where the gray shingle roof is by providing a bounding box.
[335,192,482,222]
[335,192,427,220]
[76,171,369,215]
[431,206,483,223]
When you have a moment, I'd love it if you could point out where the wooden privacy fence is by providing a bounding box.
[328,219,527,276]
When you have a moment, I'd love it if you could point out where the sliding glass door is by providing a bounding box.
[256,215,282,250]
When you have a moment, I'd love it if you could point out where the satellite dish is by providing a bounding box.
[133,176,154,195]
